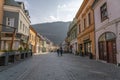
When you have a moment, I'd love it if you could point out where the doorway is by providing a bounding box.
[98,32,117,64]
[107,40,117,64]
[84,40,91,56]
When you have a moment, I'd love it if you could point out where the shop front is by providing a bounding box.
[78,32,95,59]
[84,39,91,56]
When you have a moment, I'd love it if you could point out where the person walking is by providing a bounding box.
[57,49,60,56]
[60,47,63,56]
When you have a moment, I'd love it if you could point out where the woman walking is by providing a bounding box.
[57,48,60,56]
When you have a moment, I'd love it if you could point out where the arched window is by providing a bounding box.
[99,32,116,42]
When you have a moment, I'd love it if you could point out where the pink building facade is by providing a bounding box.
[93,0,120,65]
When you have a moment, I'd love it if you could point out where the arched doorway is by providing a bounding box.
[98,32,117,64]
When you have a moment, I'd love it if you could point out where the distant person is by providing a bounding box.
[60,47,63,56]
[57,49,60,56]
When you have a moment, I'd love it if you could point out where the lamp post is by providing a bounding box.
[0,24,16,50]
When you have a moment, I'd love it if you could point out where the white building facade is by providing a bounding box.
[1,0,30,50]
[92,0,120,65]
[68,19,78,54]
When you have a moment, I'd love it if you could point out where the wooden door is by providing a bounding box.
[99,42,106,61]
[84,43,88,55]
[107,40,117,64]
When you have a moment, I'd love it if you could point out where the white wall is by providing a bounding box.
[94,0,120,32]
[70,39,77,54]
[4,5,30,36]
[94,0,120,64]
[107,0,120,21]
[95,23,117,59]
[18,9,30,36]
[117,22,120,63]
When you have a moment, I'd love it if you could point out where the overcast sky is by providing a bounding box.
[15,0,83,24]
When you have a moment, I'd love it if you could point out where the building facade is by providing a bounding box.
[29,26,37,53]
[67,19,77,54]
[0,0,4,50]
[42,39,47,52]
[76,0,95,58]
[1,0,30,50]
[61,40,68,53]
[44,37,53,52]
[36,33,43,53]
[0,0,4,32]
[92,0,120,65]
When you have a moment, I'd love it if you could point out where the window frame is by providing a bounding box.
[20,21,22,29]
[84,18,86,29]
[6,17,15,27]
[79,24,81,33]
[88,12,91,26]
[100,2,108,21]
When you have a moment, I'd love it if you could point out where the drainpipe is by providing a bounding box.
[10,28,16,50]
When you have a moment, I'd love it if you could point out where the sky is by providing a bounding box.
[15,0,83,24]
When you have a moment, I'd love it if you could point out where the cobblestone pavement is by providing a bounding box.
[0,53,120,80]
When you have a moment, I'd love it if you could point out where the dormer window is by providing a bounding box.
[17,2,25,10]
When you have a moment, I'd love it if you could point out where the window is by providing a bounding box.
[88,13,91,26]
[24,26,26,33]
[23,24,25,31]
[26,27,28,33]
[5,33,13,37]
[24,26,25,32]
[100,3,108,21]
[75,29,77,38]
[26,27,28,34]
[33,36,35,41]
[30,34,31,40]
[6,18,15,27]
[20,21,22,29]
[25,27,27,33]
[31,35,33,40]
[84,18,86,29]
[79,24,81,33]
[74,30,76,39]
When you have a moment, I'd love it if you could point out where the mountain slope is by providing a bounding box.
[32,21,70,45]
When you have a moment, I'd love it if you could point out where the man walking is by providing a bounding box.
[60,47,63,56]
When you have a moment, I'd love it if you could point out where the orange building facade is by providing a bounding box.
[76,0,95,58]
[29,26,37,53]
[0,0,4,32]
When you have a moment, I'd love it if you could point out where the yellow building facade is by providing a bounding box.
[29,26,37,53]
[0,0,4,32]
[76,0,95,58]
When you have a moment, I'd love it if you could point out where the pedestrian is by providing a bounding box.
[57,49,60,56]
[60,47,63,56]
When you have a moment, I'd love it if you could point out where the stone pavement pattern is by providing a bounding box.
[0,53,120,80]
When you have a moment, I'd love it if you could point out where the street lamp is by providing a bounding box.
[0,24,16,50]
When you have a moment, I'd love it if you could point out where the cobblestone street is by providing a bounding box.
[0,53,120,80]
